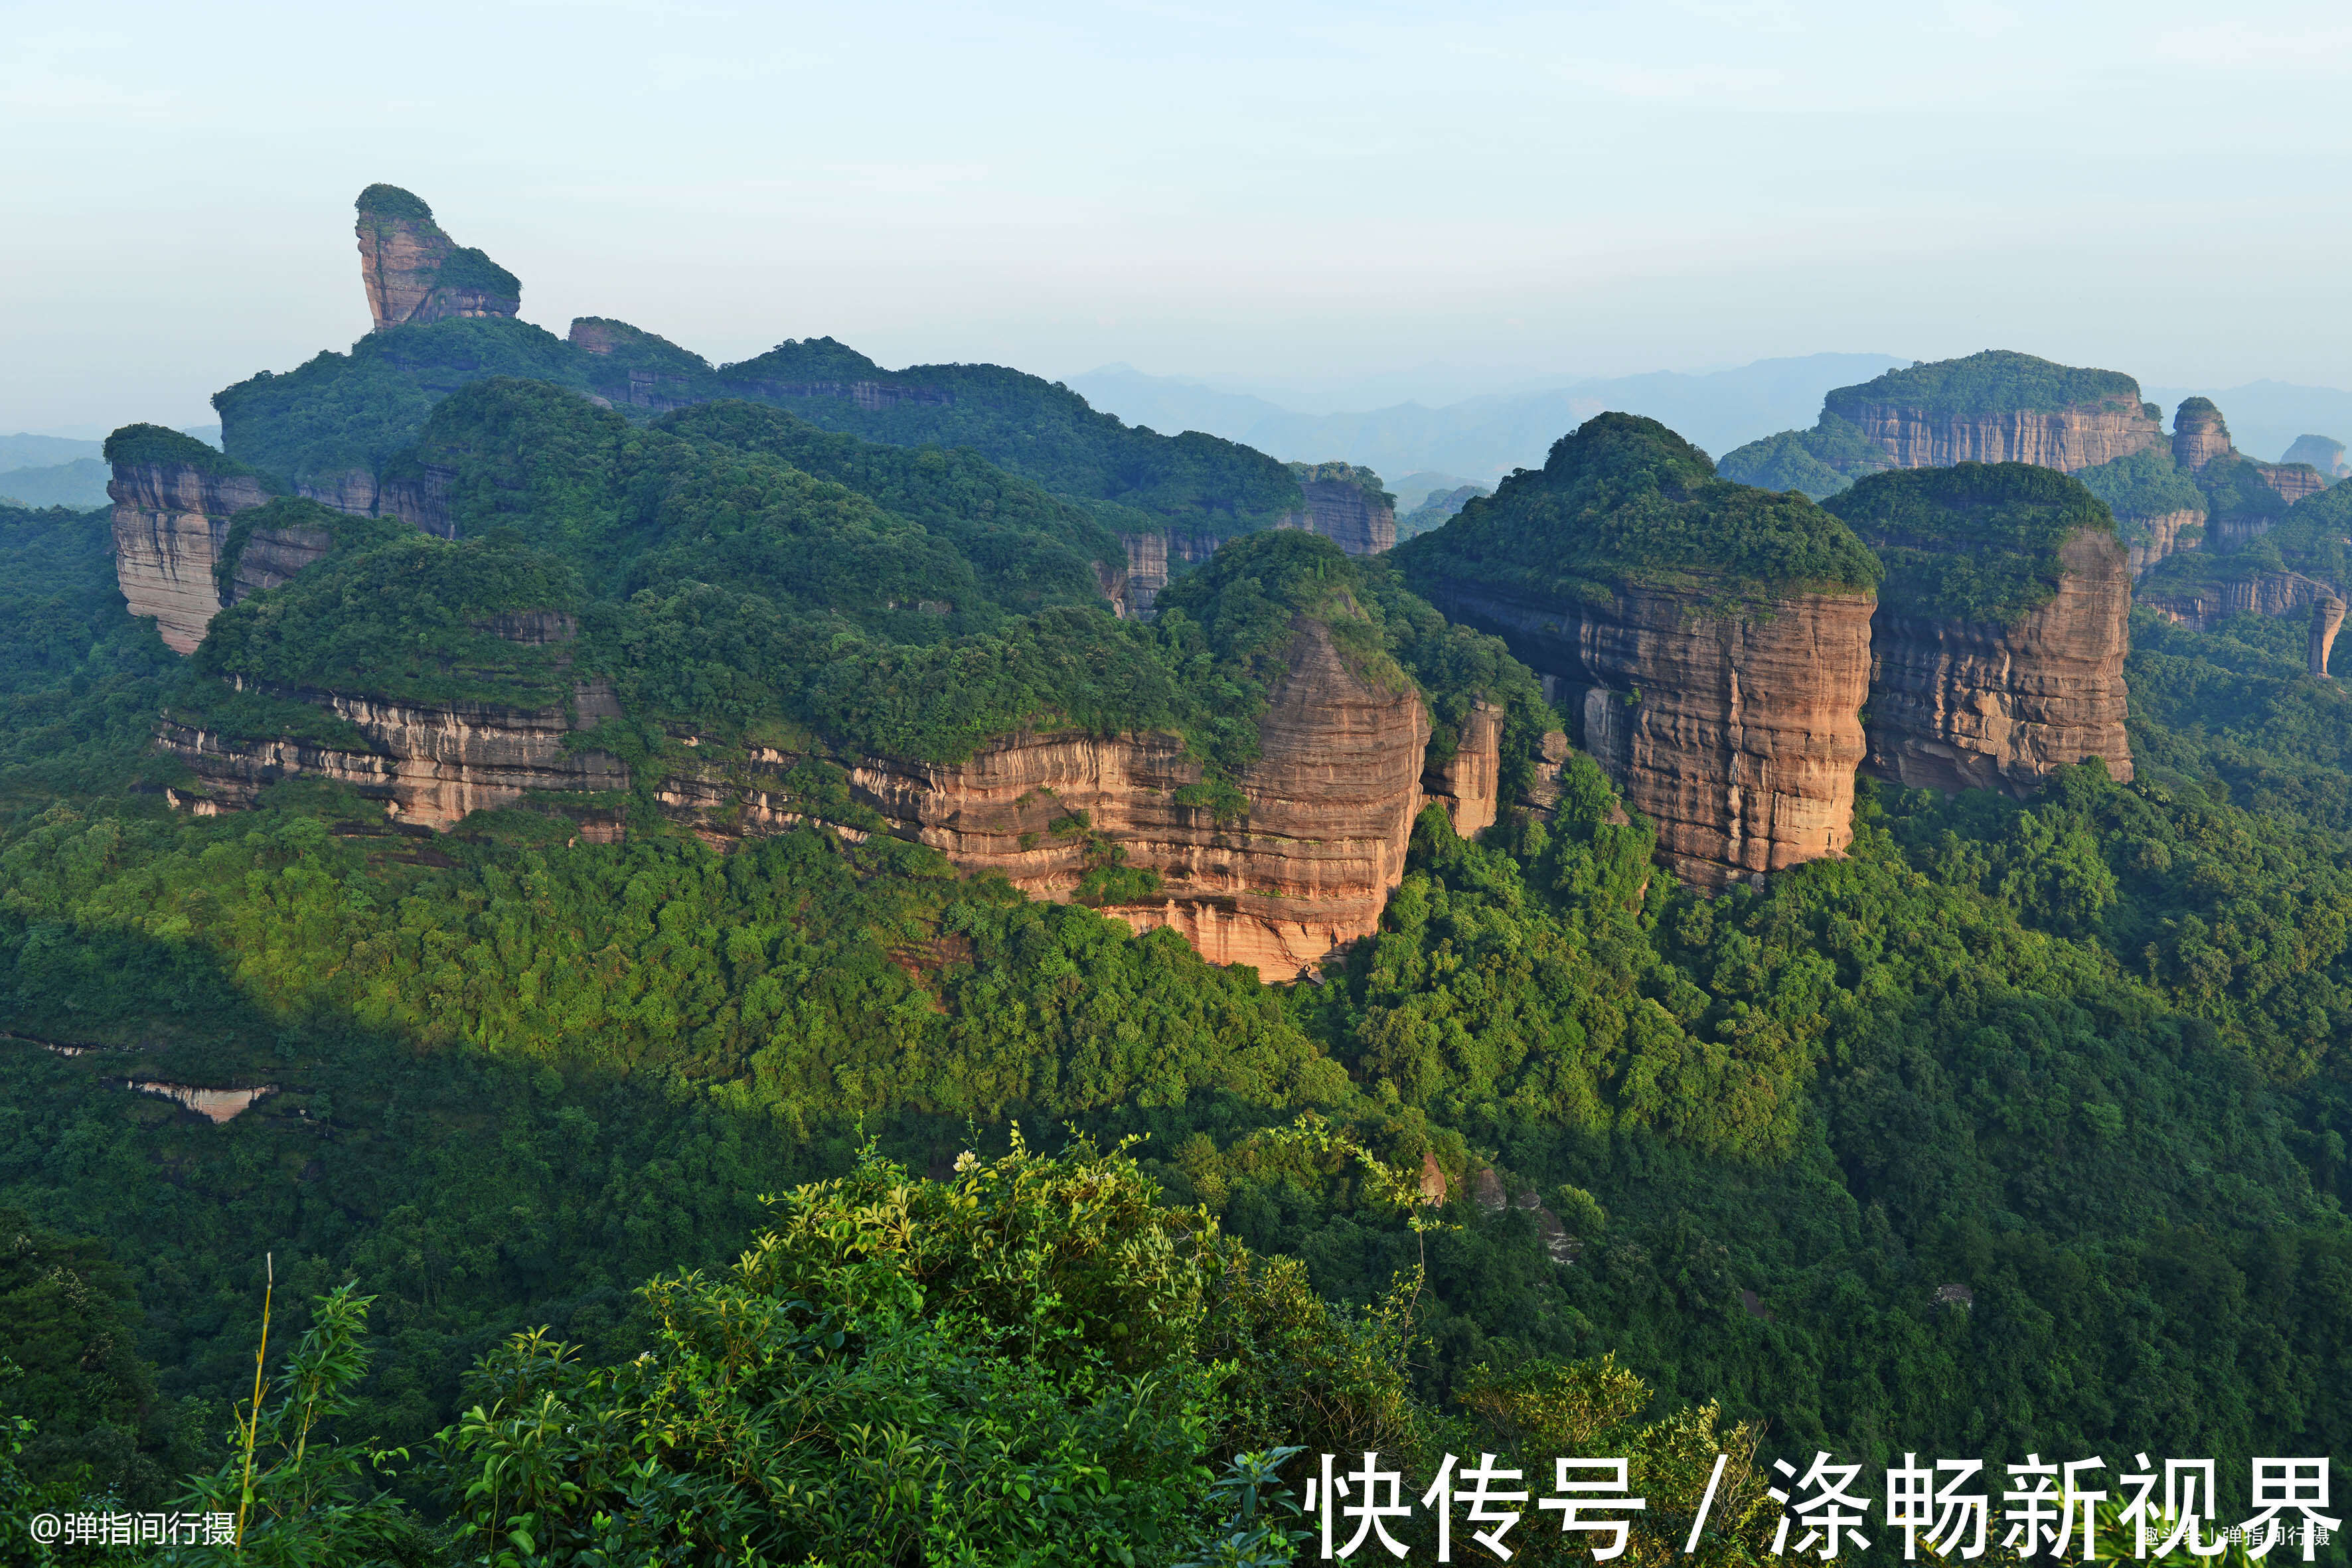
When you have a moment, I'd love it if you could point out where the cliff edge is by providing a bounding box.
[1826,463,2132,794]
[1396,413,1881,889]
[356,184,521,331]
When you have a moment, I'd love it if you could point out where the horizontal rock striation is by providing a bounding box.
[1863,529,2134,794]
[1420,700,1503,838]
[1420,581,1873,888]
[161,680,629,827]
[110,460,274,653]
[167,618,1437,982]
[1840,401,2162,474]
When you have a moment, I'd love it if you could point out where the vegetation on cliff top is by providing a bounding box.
[100,423,276,487]
[354,182,434,221]
[2075,445,2207,532]
[1395,412,1883,605]
[720,337,1306,530]
[11,447,2352,1533]
[216,313,1310,532]
[213,317,594,485]
[1824,461,2115,624]
[431,244,520,299]
[1823,349,2146,420]
[183,381,1553,789]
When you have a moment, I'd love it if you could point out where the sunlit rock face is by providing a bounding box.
[1862,528,2134,795]
[355,183,519,331]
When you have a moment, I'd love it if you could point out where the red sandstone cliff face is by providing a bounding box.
[2140,568,2347,675]
[160,680,629,827]
[355,189,518,331]
[110,463,274,653]
[1846,400,2162,474]
[2260,463,2329,505]
[1865,529,2134,795]
[1117,528,1224,616]
[1414,582,1873,888]
[1421,701,1503,837]
[2174,402,2231,471]
[161,617,1440,982]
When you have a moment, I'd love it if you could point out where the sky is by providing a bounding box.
[6,0,2352,432]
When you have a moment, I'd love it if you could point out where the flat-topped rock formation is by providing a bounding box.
[169,614,1439,982]
[1398,414,1882,888]
[161,678,631,828]
[1277,464,1397,556]
[356,184,520,331]
[1827,464,2132,794]
[104,426,277,653]
[1824,351,2163,475]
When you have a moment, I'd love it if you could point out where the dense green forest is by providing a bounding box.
[1824,461,2114,623]
[1820,351,2147,421]
[1718,352,2158,501]
[10,465,2352,1561]
[12,346,2352,1561]
[1395,413,1882,605]
[213,318,1305,532]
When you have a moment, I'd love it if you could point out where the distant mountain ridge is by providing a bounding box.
[1065,353,1910,481]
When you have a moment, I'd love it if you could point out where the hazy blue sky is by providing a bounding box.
[7,0,2351,431]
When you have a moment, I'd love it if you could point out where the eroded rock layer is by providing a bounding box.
[1845,401,2162,474]
[1419,582,1874,889]
[163,620,1437,981]
[110,462,274,653]
[1278,479,1397,557]
[160,682,629,828]
[355,185,519,331]
[2122,509,2203,578]
[1865,529,2134,795]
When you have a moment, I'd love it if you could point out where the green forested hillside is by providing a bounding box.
[212,319,1306,532]
[11,373,2352,1561]
[1395,412,1881,605]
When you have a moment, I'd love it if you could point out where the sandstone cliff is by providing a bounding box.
[1279,465,1397,556]
[355,184,520,331]
[1116,528,1224,616]
[2122,509,2203,578]
[161,679,629,828]
[1824,353,2163,474]
[1420,700,1503,838]
[1826,464,2133,795]
[1861,530,2134,793]
[104,428,276,653]
[569,317,714,412]
[2138,566,2347,677]
[1416,580,1872,888]
[2173,398,2233,471]
[1116,469,1395,616]
[163,614,1443,982]
[1395,414,1883,890]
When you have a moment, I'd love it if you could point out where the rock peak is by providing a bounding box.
[355,184,520,331]
[2173,397,2231,471]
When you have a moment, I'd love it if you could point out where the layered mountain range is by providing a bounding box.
[110,186,2352,971]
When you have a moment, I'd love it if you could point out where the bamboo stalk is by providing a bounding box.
[234,1253,273,1555]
